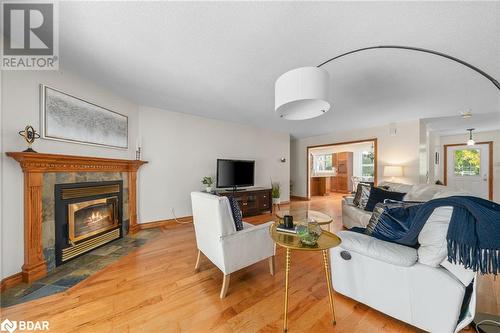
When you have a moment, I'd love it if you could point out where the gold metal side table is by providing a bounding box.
[269,222,341,333]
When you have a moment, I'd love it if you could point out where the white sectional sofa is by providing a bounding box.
[332,182,476,333]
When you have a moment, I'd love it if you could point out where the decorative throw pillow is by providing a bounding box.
[352,183,370,207]
[227,196,243,231]
[364,200,424,246]
[366,201,422,236]
[357,186,371,209]
[364,187,406,212]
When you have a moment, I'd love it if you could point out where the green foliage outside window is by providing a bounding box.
[454,149,480,176]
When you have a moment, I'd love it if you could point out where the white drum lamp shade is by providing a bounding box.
[275,67,330,120]
[383,165,403,178]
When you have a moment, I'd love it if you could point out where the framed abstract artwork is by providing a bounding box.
[40,85,128,149]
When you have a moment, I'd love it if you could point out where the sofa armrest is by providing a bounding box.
[343,196,355,205]
[337,230,417,267]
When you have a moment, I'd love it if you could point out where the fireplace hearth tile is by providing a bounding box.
[92,245,121,256]
[19,283,45,297]
[19,285,68,304]
[0,228,161,308]
[52,275,89,288]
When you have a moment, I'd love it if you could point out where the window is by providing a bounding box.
[361,152,374,177]
[313,154,333,172]
[454,149,480,176]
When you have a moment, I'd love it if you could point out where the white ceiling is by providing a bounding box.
[423,112,500,136]
[59,1,500,138]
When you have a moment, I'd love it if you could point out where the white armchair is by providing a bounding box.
[190,192,276,298]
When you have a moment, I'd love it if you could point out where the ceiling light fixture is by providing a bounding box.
[461,110,473,119]
[275,45,500,120]
[467,128,475,146]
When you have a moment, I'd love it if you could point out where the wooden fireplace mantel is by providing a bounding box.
[6,152,147,172]
[6,152,148,283]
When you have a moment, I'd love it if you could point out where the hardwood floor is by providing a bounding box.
[1,194,498,332]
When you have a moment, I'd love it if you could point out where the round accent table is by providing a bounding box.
[269,222,341,332]
[275,209,333,225]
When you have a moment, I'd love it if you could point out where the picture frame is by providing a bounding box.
[40,85,128,149]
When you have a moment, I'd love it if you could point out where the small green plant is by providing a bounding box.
[271,182,280,199]
[202,176,214,187]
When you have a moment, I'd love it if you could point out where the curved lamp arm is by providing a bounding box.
[316,45,500,91]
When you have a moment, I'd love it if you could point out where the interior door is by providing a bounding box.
[446,143,489,199]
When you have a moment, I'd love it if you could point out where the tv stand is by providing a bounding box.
[216,187,272,217]
[226,187,246,192]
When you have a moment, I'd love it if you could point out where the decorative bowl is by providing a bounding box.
[296,222,322,246]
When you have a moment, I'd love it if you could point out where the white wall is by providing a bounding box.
[291,120,420,197]
[437,130,500,202]
[137,106,290,223]
[1,70,139,279]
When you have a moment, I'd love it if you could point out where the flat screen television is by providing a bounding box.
[216,159,255,190]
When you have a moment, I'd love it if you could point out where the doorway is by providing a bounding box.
[444,142,493,200]
[307,139,378,199]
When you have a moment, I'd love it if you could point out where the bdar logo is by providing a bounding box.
[0,319,17,333]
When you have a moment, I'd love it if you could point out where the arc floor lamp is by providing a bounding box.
[275,45,500,120]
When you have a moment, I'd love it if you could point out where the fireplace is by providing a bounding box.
[55,181,123,266]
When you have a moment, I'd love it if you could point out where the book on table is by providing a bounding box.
[276,223,297,234]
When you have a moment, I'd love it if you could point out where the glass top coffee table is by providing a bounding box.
[275,209,333,225]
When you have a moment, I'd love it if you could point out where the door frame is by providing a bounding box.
[443,141,493,200]
[306,138,378,199]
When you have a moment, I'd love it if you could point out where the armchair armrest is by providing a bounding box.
[219,221,275,274]
[337,230,417,267]
[221,221,273,242]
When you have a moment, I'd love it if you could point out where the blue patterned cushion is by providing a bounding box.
[227,197,243,231]
[366,200,422,234]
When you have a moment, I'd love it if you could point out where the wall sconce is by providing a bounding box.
[389,123,397,136]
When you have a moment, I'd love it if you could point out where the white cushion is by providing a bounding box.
[338,231,418,267]
[379,181,413,193]
[404,184,446,202]
[417,206,453,266]
[432,188,471,199]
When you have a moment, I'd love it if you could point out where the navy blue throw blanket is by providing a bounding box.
[366,196,500,274]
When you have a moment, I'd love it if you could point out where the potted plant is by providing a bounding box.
[202,176,214,192]
[271,182,281,205]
